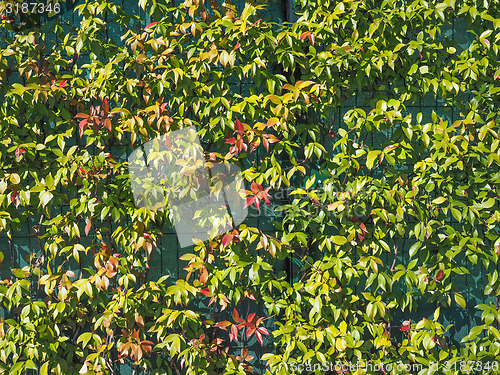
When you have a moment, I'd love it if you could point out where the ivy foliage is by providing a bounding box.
[1,0,500,374]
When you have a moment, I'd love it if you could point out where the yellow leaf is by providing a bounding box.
[432,197,447,205]
[328,201,345,212]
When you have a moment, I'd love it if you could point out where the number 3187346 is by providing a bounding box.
[4,2,61,15]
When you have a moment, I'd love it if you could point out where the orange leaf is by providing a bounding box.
[74,113,90,118]
[102,99,109,113]
[104,118,112,132]
[85,219,91,236]
[214,321,231,329]
[199,266,208,283]
[135,314,145,329]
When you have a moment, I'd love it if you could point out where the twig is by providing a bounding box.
[8,236,15,269]
[390,241,398,272]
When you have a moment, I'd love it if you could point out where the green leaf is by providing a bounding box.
[462,325,484,342]
[296,232,307,246]
[77,332,93,347]
[331,236,347,245]
[25,360,37,370]
[409,242,421,258]
[366,150,380,169]
[305,175,315,189]
[45,174,55,190]
[12,269,26,278]
[10,173,20,185]
[455,293,466,308]
[40,362,49,375]
[39,191,54,207]
[480,197,495,209]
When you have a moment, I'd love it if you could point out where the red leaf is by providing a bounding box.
[255,330,263,346]
[244,197,255,209]
[308,33,315,46]
[247,313,256,323]
[357,233,365,242]
[145,21,158,29]
[59,80,68,88]
[234,42,240,50]
[262,136,269,152]
[300,32,310,41]
[74,113,90,118]
[253,197,261,212]
[234,119,244,134]
[200,288,211,297]
[15,147,25,161]
[85,219,91,236]
[246,292,256,300]
[435,269,444,280]
[246,326,255,337]
[250,182,257,193]
[222,233,233,248]
[103,98,109,113]
[11,191,20,208]
[257,327,269,336]
[79,119,88,136]
[359,222,368,233]
[230,324,239,342]
[400,320,411,332]
[240,139,248,152]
